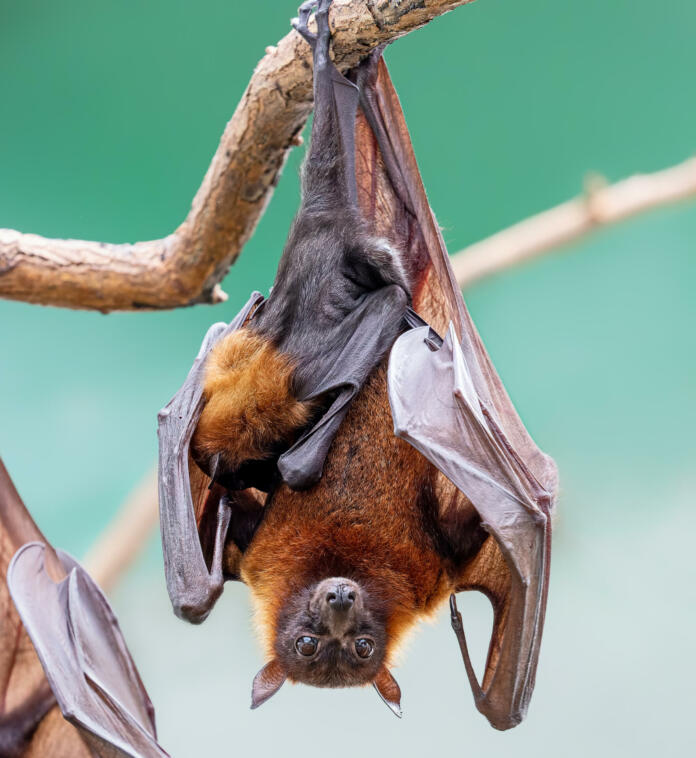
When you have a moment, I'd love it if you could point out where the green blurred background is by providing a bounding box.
[1,0,695,755]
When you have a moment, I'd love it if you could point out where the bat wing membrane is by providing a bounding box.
[353,56,558,729]
[157,291,264,622]
[8,543,168,757]
[388,325,555,728]
[279,284,407,487]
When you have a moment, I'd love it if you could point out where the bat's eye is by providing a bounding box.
[295,636,319,656]
[354,638,374,659]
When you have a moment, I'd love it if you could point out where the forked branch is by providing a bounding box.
[0,0,473,312]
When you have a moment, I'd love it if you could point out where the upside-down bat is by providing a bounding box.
[0,458,169,757]
[158,0,557,729]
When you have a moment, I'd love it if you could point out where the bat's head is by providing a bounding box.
[250,576,402,715]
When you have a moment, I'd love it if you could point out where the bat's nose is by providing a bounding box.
[326,584,355,612]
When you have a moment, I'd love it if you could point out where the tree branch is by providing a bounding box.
[452,157,696,288]
[0,0,473,312]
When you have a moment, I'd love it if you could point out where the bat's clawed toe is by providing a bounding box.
[293,0,334,49]
[291,16,317,48]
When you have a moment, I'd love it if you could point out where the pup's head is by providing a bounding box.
[250,577,402,716]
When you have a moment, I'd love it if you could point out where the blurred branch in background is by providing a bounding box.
[0,0,473,312]
[452,156,696,287]
[82,468,158,593]
[89,155,696,591]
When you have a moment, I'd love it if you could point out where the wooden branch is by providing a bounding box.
[0,0,473,312]
[82,468,158,593]
[452,157,696,288]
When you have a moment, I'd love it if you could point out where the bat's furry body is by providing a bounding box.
[159,0,556,727]
[240,364,485,664]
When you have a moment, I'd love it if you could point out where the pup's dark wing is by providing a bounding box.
[353,56,558,729]
[9,543,168,758]
[277,284,407,488]
[157,291,264,623]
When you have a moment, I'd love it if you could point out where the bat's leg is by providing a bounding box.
[354,49,414,214]
[293,0,360,207]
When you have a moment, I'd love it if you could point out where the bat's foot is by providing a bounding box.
[291,0,333,53]
[291,1,319,48]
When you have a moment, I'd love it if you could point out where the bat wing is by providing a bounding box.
[8,543,168,758]
[388,326,555,729]
[0,459,90,756]
[157,291,264,623]
[353,56,558,729]
[2,458,161,755]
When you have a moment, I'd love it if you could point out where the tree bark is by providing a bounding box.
[0,0,473,312]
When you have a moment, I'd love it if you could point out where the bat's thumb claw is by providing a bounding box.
[449,594,463,629]
[449,594,458,615]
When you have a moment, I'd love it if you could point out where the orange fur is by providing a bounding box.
[193,329,313,470]
[241,363,457,666]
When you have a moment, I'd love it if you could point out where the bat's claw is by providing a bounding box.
[292,16,317,48]
[449,593,463,631]
[292,0,333,51]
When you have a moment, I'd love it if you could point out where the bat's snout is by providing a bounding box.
[311,577,363,634]
[325,583,356,613]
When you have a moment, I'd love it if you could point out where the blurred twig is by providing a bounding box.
[453,157,696,288]
[0,0,474,312]
[82,468,159,593]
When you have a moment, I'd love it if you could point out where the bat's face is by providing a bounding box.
[250,577,403,714]
[275,577,387,688]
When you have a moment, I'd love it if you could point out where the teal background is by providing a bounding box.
[1,1,695,755]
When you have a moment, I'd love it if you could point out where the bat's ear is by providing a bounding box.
[373,666,402,718]
[251,658,288,709]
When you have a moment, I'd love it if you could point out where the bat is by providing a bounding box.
[0,458,168,757]
[158,0,558,729]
